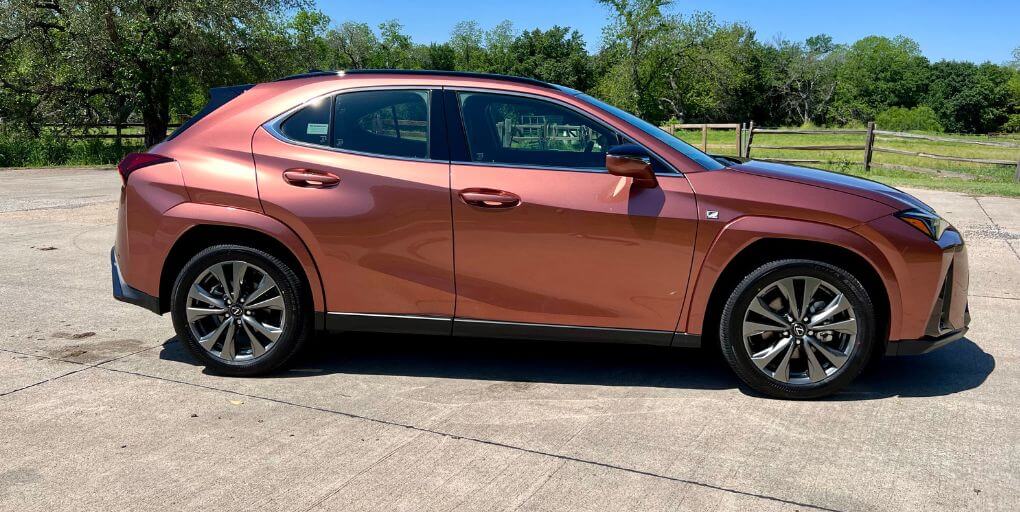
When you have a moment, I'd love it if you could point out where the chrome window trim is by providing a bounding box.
[444,86,682,176]
[262,85,443,164]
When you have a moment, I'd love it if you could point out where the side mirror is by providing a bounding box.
[606,144,657,188]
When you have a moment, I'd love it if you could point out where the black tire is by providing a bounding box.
[171,244,311,376]
[719,259,875,399]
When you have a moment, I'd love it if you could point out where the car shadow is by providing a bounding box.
[158,334,993,401]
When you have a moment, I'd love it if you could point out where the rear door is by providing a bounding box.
[446,89,699,338]
[253,88,455,331]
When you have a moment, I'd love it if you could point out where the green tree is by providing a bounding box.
[771,35,842,125]
[327,21,378,69]
[597,0,675,117]
[506,27,593,90]
[1,0,305,146]
[450,20,484,70]
[924,61,1010,133]
[831,36,929,123]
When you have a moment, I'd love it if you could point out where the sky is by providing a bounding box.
[315,0,1019,64]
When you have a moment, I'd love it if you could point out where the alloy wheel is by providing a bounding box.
[741,275,858,385]
[185,260,287,362]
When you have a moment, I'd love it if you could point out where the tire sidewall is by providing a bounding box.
[170,245,309,375]
[720,259,875,399]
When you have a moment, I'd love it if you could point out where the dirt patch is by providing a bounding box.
[45,338,147,363]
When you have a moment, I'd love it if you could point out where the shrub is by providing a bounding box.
[0,131,139,167]
[875,106,944,132]
[1002,114,1020,133]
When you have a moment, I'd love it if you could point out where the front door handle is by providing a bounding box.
[283,169,341,188]
[459,188,521,209]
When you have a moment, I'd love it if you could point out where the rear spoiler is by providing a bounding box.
[165,84,254,141]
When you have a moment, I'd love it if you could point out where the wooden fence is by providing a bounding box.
[664,122,1020,183]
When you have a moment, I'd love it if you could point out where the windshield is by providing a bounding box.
[573,93,725,171]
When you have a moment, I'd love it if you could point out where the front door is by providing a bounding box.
[448,90,699,335]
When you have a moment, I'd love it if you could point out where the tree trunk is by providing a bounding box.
[141,76,171,148]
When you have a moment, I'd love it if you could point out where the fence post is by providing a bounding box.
[701,124,708,152]
[1014,157,1020,183]
[864,121,876,172]
[735,123,743,157]
[745,121,755,158]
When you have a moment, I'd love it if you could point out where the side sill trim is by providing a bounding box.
[325,312,453,336]
[322,313,702,348]
[452,318,693,347]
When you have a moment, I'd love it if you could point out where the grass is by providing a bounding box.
[671,128,1020,197]
[0,129,143,168]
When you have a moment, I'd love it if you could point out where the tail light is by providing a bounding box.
[117,153,174,183]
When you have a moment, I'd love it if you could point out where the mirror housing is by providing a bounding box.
[606,144,657,188]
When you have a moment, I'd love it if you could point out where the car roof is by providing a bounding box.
[275,69,565,92]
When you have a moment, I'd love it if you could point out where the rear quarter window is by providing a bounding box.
[279,97,332,146]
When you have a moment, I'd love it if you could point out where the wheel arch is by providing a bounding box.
[157,204,326,317]
[683,217,901,345]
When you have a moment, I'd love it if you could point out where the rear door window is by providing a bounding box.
[333,90,429,159]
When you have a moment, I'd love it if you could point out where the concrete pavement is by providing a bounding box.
[0,167,1017,511]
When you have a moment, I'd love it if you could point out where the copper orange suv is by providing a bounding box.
[112,70,969,399]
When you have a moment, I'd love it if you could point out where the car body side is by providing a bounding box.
[113,73,967,352]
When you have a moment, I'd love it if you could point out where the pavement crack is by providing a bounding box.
[973,196,1020,262]
[92,364,842,512]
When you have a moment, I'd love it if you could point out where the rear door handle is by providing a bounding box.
[459,188,521,209]
[283,169,341,188]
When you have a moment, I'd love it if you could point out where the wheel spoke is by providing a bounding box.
[772,340,795,383]
[808,293,851,327]
[208,264,230,300]
[806,337,848,369]
[189,285,225,309]
[774,278,800,320]
[220,322,237,361]
[804,343,827,383]
[245,274,275,305]
[798,277,822,320]
[748,297,791,327]
[198,318,230,350]
[243,315,282,343]
[247,295,284,311]
[816,318,857,334]
[750,336,792,371]
[186,306,226,322]
[230,262,247,303]
[743,320,787,338]
[240,320,266,358]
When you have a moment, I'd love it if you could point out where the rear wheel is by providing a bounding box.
[171,245,311,376]
[719,259,875,399]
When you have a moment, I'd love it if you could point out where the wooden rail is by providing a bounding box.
[661,123,743,155]
[740,122,1020,182]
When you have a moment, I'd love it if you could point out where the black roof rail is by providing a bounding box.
[274,69,557,89]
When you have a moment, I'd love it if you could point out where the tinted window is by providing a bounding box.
[333,90,429,159]
[574,93,725,171]
[457,92,617,169]
[279,97,332,146]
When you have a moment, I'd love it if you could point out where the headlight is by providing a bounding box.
[896,208,948,240]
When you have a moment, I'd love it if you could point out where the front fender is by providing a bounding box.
[142,203,326,312]
[680,216,904,340]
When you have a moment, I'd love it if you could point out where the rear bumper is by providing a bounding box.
[111,247,161,314]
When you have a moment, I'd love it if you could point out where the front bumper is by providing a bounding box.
[886,237,970,356]
[886,326,968,356]
[111,247,161,314]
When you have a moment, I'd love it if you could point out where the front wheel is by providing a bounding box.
[171,244,311,376]
[719,259,875,399]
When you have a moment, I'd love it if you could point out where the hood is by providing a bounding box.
[731,160,933,212]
